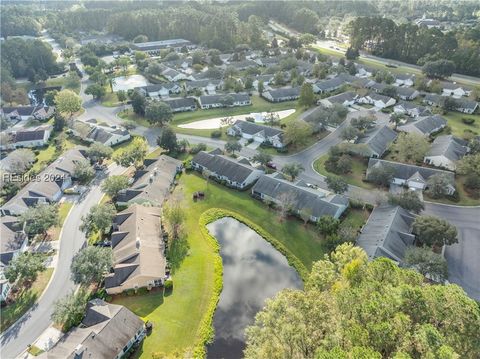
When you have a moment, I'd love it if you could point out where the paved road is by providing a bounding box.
[424,203,480,301]
[0,165,125,359]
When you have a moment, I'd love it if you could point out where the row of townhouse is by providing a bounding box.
[320,91,396,109]
[70,120,131,147]
[1,106,54,122]
[0,125,52,150]
[190,149,349,220]
[227,120,286,148]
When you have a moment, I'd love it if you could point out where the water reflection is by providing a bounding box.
[206,217,302,359]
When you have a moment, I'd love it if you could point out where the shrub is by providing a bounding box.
[247,138,254,144]
[210,130,222,138]
[105,295,113,302]
[164,279,173,290]
[365,203,374,211]
[125,288,135,296]
[349,199,365,209]
[276,147,288,153]
[190,143,207,154]
[462,117,475,125]
[245,117,255,122]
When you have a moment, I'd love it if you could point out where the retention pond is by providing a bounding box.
[206,217,302,359]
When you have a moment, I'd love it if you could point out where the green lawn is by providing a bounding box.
[425,175,480,206]
[45,77,81,94]
[0,268,54,332]
[118,109,151,127]
[100,91,121,107]
[114,172,353,358]
[442,112,480,139]
[313,154,376,190]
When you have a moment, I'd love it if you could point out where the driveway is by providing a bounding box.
[0,165,126,359]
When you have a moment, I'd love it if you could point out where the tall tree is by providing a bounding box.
[413,215,458,248]
[284,120,313,147]
[54,90,82,119]
[145,101,173,126]
[404,246,448,282]
[157,126,178,153]
[71,246,113,286]
[80,203,116,240]
[113,137,148,168]
[281,163,304,181]
[298,83,315,108]
[5,253,46,285]
[325,175,348,194]
[52,290,88,332]
[388,191,425,214]
[101,175,129,199]
[245,243,480,359]
[20,204,59,237]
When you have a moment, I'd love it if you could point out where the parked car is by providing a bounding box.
[306,183,318,189]
[266,161,277,169]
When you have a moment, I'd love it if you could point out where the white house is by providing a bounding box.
[357,93,396,109]
[135,83,181,98]
[262,87,300,103]
[198,93,251,109]
[0,125,52,150]
[441,82,471,98]
[319,91,357,108]
[1,106,54,122]
[424,135,469,171]
[394,74,415,87]
[227,120,285,148]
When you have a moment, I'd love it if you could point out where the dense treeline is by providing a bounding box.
[1,38,62,81]
[106,5,266,51]
[0,5,42,37]
[349,17,480,77]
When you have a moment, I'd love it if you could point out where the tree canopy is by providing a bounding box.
[245,243,480,358]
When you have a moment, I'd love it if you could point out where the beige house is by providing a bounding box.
[105,205,166,295]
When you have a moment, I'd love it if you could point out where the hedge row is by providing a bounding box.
[192,208,308,357]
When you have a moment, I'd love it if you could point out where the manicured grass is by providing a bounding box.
[28,345,44,356]
[425,175,480,206]
[100,92,121,107]
[113,172,332,358]
[313,154,376,190]
[30,144,57,173]
[0,268,54,332]
[118,109,150,127]
[46,77,81,94]
[442,112,480,138]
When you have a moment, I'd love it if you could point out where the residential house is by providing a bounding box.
[424,135,469,171]
[164,58,193,70]
[357,92,396,109]
[353,125,398,158]
[0,147,88,216]
[423,93,443,107]
[366,158,456,193]
[86,125,131,147]
[394,101,431,118]
[135,83,181,98]
[356,204,415,262]
[252,74,274,91]
[191,149,264,189]
[1,106,54,122]
[252,173,349,220]
[162,67,190,82]
[262,87,300,103]
[1,216,28,267]
[397,114,447,136]
[365,80,387,93]
[131,38,195,54]
[355,65,374,78]
[184,79,223,95]
[227,120,285,148]
[42,299,145,358]
[394,74,415,87]
[105,205,166,294]
[319,91,357,108]
[116,155,182,206]
[255,57,280,67]
[227,60,258,71]
[454,97,478,114]
[198,93,251,109]
[312,75,349,94]
[441,82,471,98]
[415,16,441,29]
[161,97,196,113]
[395,86,419,101]
[0,125,52,150]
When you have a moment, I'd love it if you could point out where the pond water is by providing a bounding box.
[206,217,302,359]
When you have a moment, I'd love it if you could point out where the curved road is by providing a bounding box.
[0,165,125,359]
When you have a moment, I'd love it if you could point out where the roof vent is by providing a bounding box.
[136,237,141,249]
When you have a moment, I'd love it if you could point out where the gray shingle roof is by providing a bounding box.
[263,87,300,100]
[325,91,357,104]
[367,158,455,183]
[252,174,348,219]
[1,216,27,266]
[398,115,447,136]
[356,125,397,157]
[231,120,283,137]
[426,135,469,161]
[44,299,144,359]
[395,86,417,98]
[192,151,257,184]
[356,205,415,262]
[199,93,250,106]
[161,97,196,110]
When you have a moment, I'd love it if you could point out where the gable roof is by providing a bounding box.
[116,155,182,205]
[105,204,165,290]
[356,205,415,262]
[252,174,348,219]
[263,87,300,99]
[324,91,357,104]
[161,97,196,110]
[356,125,397,156]
[367,158,455,184]
[192,150,258,184]
[395,86,418,97]
[398,115,447,136]
[0,216,27,266]
[44,299,144,359]
[14,127,49,143]
[199,93,249,106]
[231,120,283,137]
[426,135,469,161]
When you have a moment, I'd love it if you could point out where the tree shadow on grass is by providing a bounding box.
[166,235,190,275]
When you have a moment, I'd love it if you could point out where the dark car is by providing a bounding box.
[266,161,277,169]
